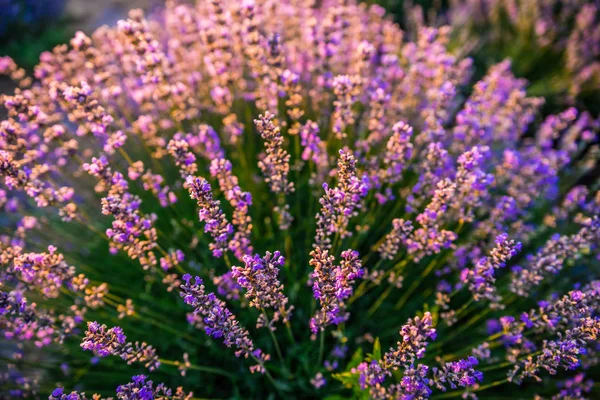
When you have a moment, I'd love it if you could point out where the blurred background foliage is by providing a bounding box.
[2,0,599,115]
[0,0,69,70]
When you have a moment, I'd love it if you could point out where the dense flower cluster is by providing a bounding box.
[0,0,599,399]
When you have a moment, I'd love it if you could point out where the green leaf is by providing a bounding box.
[372,338,382,361]
[345,347,364,371]
[332,371,359,387]
[323,395,349,400]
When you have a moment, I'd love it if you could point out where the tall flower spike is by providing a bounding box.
[357,312,442,399]
[509,317,600,384]
[380,121,414,185]
[407,178,458,261]
[254,112,294,194]
[299,120,329,182]
[310,247,363,336]
[432,356,483,391]
[231,251,292,330]
[378,218,414,261]
[209,158,253,260]
[179,275,267,368]
[511,216,600,295]
[100,192,158,269]
[461,233,522,307]
[80,321,160,370]
[314,149,369,249]
[331,75,360,139]
[383,312,437,370]
[186,176,233,258]
[167,136,198,179]
[451,145,494,223]
[406,141,453,213]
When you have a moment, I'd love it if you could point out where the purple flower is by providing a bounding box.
[433,356,483,391]
[210,158,253,260]
[179,275,268,371]
[186,176,233,258]
[231,251,292,329]
[463,233,521,306]
[254,112,294,194]
[384,312,437,370]
[511,216,600,295]
[309,247,363,335]
[314,149,369,248]
[80,322,159,371]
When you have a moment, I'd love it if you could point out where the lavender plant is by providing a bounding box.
[0,0,599,399]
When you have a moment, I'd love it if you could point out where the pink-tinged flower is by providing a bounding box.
[254,112,294,195]
[210,158,253,260]
[384,312,437,370]
[0,289,56,347]
[310,247,363,336]
[331,75,360,139]
[406,178,458,261]
[433,356,483,390]
[50,374,192,400]
[315,149,369,249]
[380,121,414,185]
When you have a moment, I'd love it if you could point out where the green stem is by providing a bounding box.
[432,379,508,399]
[366,285,393,317]
[285,320,297,346]
[394,258,438,310]
[453,298,474,320]
[317,330,325,367]
[158,358,235,379]
[262,308,286,369]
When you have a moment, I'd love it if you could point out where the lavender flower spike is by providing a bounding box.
[254,112,294,195]
[381,121,414,185]
[314,149,369,249]
[462,233,522,307]
[511,216,600,295]
[310,248,363,336]
[433,356,483,391]
[231,251,293,330]
[80,321,160,370]
[180,274,269,373]
[383,312,437,370]
[186,176,233,258]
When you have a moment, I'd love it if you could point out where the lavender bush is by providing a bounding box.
[0,0,599,398]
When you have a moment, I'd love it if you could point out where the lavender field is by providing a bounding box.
[1,1,599,399]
